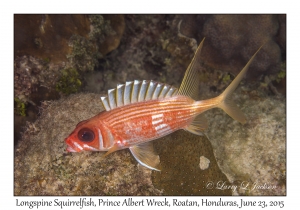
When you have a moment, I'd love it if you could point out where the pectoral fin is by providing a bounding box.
[129,142,161,171]
[103,144,120,158]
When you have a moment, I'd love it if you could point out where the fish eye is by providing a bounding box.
[78,128,95,142]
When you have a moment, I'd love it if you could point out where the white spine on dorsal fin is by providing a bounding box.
[131,80,141,103]
[158,84,170,98]
[165,86,178,97]
[100,96,111,111]
[145,81,157,101]
[152,83,163,99]
[99,80,179,111]
[138,80,148,102]
[124,81,133,105]
[116,84,125,107]
[108,89,117,109]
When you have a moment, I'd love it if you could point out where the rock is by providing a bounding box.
[202,15,281,78]
[152,132,232,195]
[14,15,90,63]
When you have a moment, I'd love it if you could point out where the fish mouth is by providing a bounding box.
[65,138,82,152]
[66,145,77,152]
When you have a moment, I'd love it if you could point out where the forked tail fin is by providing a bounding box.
[217,45,264,124]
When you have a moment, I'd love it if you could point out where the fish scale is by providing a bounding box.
[104,97,195,125]
[101,96,197,143]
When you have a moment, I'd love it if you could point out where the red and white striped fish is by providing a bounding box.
[65,38,262,171]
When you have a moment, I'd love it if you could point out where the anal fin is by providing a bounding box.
[184,114,208,135]
[129,142,161,171]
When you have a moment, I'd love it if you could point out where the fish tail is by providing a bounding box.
[216,45,263,124]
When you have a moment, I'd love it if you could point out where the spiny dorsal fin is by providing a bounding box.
[177,38,205,100]
[100,80,178,111]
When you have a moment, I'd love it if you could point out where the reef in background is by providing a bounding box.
[14,14,124,145]
[14,14,124,103]
[14,14,285,144]
[84,14,285,94]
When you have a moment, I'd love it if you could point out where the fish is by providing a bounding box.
[65,38,263,171]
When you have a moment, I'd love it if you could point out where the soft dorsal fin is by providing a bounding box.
[177,38,205,100]
[100,80,178,111]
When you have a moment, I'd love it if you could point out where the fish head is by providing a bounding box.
[65,119,101,152]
